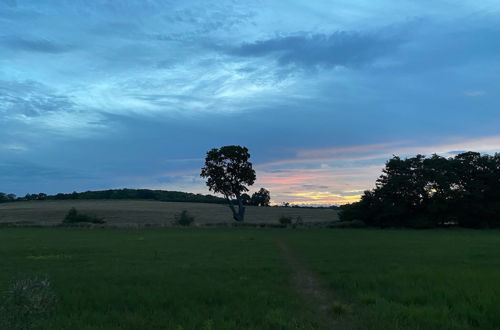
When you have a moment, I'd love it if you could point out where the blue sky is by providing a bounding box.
[1,0,500,204]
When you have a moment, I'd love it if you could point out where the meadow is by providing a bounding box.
[0,200,338,226]
[1,227,499,329]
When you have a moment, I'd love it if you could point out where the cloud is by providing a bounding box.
[1,143,28,152]
[464,90,486,97]
[229,31,402,68]
[1,36,72,53]
[0,80,108,136]
[162,4,255,36]
[0,80,73,117]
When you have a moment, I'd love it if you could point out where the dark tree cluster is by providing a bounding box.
[241,188,271,206]
[0,193,48,202]
[23,193,48,201]
[0,193,17,202]
[340,152,500,228]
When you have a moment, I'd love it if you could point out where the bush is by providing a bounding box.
[63,207,105,224]
[0,275,57,329]
[174,210,195,226]
[278,215,293,226]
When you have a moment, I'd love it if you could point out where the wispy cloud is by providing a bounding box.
[1,36,73,53]
[0,80,74,117]
[464,90,486,97]
[229,31,403,69]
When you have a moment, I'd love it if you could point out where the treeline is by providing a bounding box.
[0,189,227,204]
[340,152,500,228]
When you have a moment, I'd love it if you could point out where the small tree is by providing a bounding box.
[174,210,195,226]
[251,188,271,206]
[200,145,256,222]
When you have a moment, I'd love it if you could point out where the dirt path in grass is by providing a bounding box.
[275,238,348,329]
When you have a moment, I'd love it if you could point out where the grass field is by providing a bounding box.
[1,227,499,329]
[0,200,338,226]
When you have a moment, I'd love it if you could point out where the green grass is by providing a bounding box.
[284,229,500,329]
[0,228,317,329]
[1,228,500,329]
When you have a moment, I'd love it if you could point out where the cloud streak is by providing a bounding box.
[1,36,72,53]
[0,80,73,117]
[230,31,402,68]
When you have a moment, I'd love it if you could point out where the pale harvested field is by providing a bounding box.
[0,200,338,226]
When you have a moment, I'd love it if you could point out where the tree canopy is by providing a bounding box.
[200,145,256,221]
[251,188,271,206]
[340,152,500,228]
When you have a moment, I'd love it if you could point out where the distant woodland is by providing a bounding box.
[0,189,227,204]
[0,188,273,207]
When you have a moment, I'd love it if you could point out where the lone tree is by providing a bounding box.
[200,145,256,222]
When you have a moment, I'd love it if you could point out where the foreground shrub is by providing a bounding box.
[0,275,57,329]
[63,207,105,224]
[278,215,293,226]
[174,210,195,226]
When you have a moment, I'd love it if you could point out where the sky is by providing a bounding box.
[1,0,500,205]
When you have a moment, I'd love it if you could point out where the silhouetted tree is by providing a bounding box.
[450,152,500,227]
[200,145,256,222]
[340,152,500,228]
[251,188,271,206]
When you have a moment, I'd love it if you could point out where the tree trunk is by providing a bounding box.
[225,194,246,222]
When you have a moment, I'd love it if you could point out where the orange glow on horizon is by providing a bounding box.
[147,135,500,206]
[254,135,500,205]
